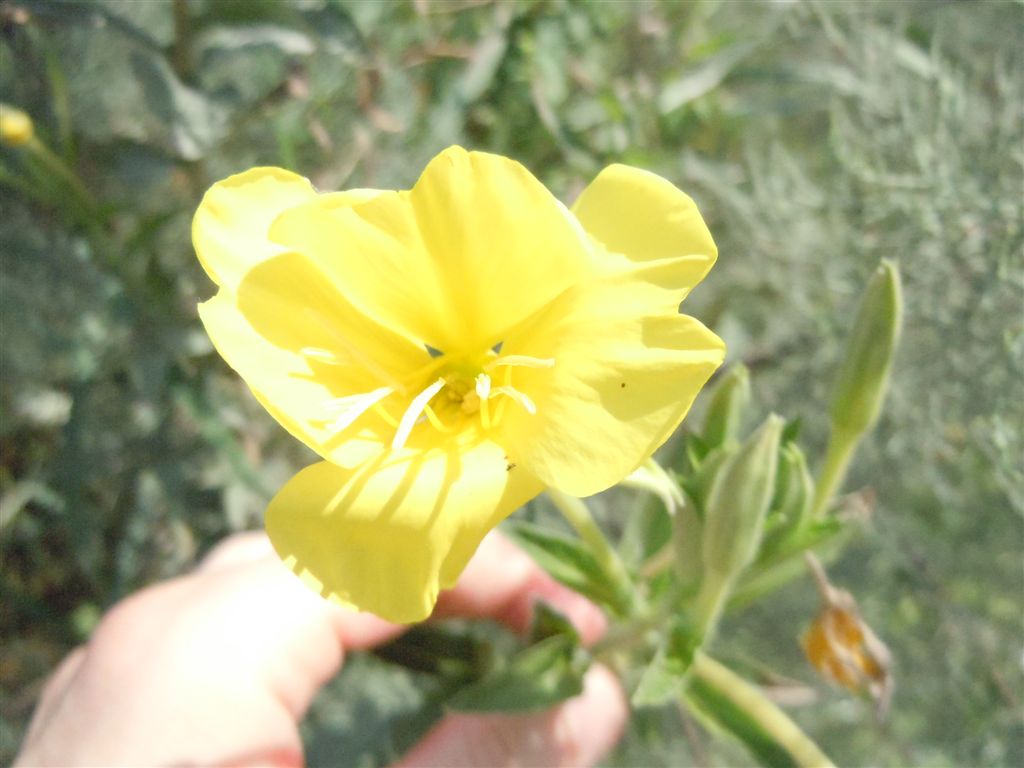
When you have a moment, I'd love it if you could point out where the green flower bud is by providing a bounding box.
[829,260,902,436]
[702,363,750,448]
[0,104,34,147]
[771,442,814,531]
[701,414,783,588]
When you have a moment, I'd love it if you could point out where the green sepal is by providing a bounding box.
[701,415,783,588]
[681,444,732,518]
[669,490,704,596]
[761,442,815,556]
[685,432,712,468]
[504,520,627,614]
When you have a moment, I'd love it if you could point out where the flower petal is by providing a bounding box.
[264,441,544,623]
[572,164,717,295]
[502,270,725,497]
[198,252,431,467]
[192,167,317,291]
[268,147,592,355]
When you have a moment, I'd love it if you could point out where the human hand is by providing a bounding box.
[15,531,627,767]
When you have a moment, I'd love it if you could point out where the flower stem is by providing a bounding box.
[693,576,729,641]
[811,427,858,520]
[687,653,836,768]
[24,135,99,220]
[546,489,634,613]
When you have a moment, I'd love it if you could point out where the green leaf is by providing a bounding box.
[728,518,848,610]
[529,600,579,644]
[447,632,589,713]
[632,617,700,707]
[372,622,495,683]
[658,40,759,114]
[503,520,625,612]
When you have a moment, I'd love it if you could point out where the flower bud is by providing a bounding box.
[702,363,750,448]
[802,554,892,716]
[0,104,34,147]
[701,414,783,588]
[770,441,813,531]
[829,260,902,436]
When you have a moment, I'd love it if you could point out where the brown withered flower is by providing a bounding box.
[802,553,893,717]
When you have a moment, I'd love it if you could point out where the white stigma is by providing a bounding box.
[321,387,394,436]
[392,378,446,450]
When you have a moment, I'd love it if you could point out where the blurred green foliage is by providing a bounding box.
[1,0,1021,764]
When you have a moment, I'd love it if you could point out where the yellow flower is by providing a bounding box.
[193,146,724,622]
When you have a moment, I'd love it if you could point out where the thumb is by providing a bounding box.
[392,665,627,768]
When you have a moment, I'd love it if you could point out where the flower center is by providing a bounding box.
[310,346,554,451]
[389,352,553,450]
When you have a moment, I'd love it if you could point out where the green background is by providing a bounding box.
[1,1,1021,765]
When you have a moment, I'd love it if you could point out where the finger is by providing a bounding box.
[21,647,86,746]
[196,530,276,573]
[433,530,607,646]
[392,664,627,768]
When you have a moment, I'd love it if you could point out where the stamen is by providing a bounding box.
[372,402,399,428]
[475,373,492,430]
[423,404,454,433]
[492,365,513,423]
[493,385,537,415]
[392,378,445,450]
[321,387,393,436]
[489,355,555,370]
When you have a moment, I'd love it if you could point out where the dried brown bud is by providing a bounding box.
[802,554,893,717]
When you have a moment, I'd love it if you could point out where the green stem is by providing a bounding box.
[172,0,194,79]
[590,611,663,660]
[546,489,634,612]
[811,426,858,520]
[693,574,730,641]
[687,653,836,768]
[24,135,99,220]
